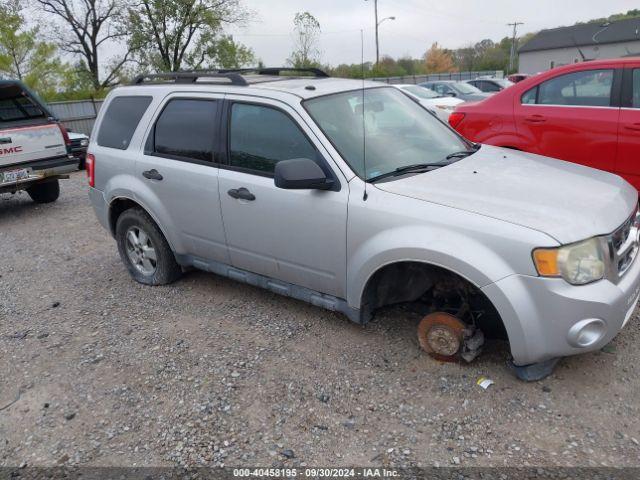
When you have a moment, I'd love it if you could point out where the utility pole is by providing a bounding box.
[507,21,524,73]
[365,0,395,65]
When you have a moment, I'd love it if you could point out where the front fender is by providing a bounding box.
[347,225,520,309]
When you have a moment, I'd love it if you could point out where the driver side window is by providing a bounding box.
[228,103,317,174]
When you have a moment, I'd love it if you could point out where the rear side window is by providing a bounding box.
[228,103,317,174]
[536,69,614,107]
[153,99,218,162]
[97,96,152,149]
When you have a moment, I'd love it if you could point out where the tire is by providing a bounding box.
[115,207,182,285]
[26,179,60,203]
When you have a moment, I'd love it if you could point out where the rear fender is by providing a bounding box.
[105,174,185,254]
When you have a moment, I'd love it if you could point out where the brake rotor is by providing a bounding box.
[417,312,466,362]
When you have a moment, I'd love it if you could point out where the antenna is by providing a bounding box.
[361,29,368,201]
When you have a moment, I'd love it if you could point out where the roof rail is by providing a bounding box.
[218,67,330,78]
[130,71,248,86]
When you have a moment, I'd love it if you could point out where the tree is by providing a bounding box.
[0,0,70,98]
[125,0,250,72]
[423,42,456,73]
[33,0,130,90]
[213,35,255,68]
[287,11,321,69]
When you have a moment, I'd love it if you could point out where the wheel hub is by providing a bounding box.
[426,325,461,356]
[417,312,467,362]
[125,226,157,276]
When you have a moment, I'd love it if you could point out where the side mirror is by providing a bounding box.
[446,92,457,97]
[274,158,334,190]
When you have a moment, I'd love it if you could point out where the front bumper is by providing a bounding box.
[482,250,640,366]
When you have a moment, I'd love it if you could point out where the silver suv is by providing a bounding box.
[87,68,640,380]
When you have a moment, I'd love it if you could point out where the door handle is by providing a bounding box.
[142,169,163,181]
[624,123,640,132]
[0,137,12,144]
[227,187,255,201]
[525,115,546,123]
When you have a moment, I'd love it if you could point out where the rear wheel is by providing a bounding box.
[115,207,182,285]
[26,179,60,203]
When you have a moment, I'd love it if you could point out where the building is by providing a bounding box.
[518,17,640,74]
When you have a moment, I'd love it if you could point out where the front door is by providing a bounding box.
[136,94,229,263]
[217,97,349,298]
[515,67,620,173]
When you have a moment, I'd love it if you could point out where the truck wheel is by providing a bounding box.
[26,180,60,203]
[115,207,182,286]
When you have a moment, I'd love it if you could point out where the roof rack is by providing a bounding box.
[130,71,248,86]
[218,67,330,78]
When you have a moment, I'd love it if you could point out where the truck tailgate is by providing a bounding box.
[0,124,67,168]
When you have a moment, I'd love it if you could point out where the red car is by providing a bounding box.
[450,59,640,190]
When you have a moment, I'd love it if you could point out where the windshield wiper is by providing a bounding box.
[445,144,481,160]
[368,162,450,183]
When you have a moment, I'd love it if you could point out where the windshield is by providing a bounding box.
[304,87,470,181]
[401,85,440,99]
[453,82,482,94]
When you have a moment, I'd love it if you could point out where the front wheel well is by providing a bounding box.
[360,261,507,340]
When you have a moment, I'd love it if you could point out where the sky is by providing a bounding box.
[228,0,640,66]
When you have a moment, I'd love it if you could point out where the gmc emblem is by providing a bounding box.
[0,146,23,155]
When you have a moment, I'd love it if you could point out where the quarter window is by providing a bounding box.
[228,103,317,174]
[536,69,614,107]
[153,99,218,161]
[97,96,152,150]
[632,69,640,108]
[521,87,538,104]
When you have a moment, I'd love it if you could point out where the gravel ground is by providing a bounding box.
[1,172,639,469]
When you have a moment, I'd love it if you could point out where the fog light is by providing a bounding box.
[567,319,606,348]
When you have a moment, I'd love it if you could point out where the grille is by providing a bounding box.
[608,209,640,279]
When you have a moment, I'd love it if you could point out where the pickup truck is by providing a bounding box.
[0,80,76,203]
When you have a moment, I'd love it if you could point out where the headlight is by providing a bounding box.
[80,139,89,147]
[533,237,605,285]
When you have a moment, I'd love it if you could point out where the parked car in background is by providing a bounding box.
[392,84,464,121]
[465,77,514,93]
[508,73,531,83]
[0,80,75,203]
[449,59,640,190]
[419,80,491,102]
[88,68,640,380]
[68,131,89,169]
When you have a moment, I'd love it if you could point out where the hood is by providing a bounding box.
[423,97,463,107]
[375,146,637,244]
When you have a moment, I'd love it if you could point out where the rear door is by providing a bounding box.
[513,67,621,172]
[136,94,229,264]
[616,65,640,189]
[0,83,65,168]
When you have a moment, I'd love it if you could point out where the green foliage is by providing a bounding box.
[0,0,72,100]
[576,9,640,25]
[126,0,253,72]
[287,11,322,68]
